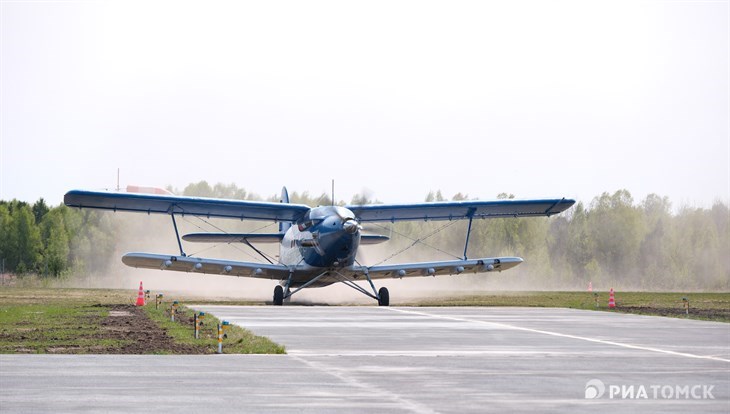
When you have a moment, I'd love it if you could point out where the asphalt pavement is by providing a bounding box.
[1,306,728,413]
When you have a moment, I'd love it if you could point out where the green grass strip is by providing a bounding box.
[144,302,285,354]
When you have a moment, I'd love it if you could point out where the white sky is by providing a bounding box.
[1,0,728,209]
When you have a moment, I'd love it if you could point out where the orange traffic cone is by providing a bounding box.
[588,282,593,292]
[135,281,145,306]
[608,288,615,309]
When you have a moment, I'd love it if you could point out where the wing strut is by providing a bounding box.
[171,213,186,257]
[282,272,294,299]
[243,239,274,265]
[329,268,380,300]
[463,208,476,260]
[283,270,330,299]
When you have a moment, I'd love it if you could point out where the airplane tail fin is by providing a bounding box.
[279,187,291,233]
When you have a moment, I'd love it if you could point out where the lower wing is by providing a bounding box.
[122,253,293,279]
[346,257,523,280]
[121,253,521,281]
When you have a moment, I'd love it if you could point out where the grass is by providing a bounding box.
[172,291,730,323]
[0,287,726,355]
[143,302,285,354]
[0,287,285,354]
[0,301,131,353]
[400,291,730,322]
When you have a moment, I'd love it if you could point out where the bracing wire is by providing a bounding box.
[368,220,463,266]
[178,214,279,262]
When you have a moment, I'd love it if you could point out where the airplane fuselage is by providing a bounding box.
[279,206,361,287]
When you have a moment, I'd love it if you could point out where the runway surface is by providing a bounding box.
[1,306,728,413]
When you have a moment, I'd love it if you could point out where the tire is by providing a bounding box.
[273,285,284,306]
[377,287,389,306]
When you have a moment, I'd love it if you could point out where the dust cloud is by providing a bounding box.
[62,211,594,304]
[65,213,277,300]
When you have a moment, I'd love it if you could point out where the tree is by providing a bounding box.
[586,190,645,283]
[40,209,70,277]
[0,203,11,270]
[9,204,43,273]
[638,194,672,289]
[32,198,49,223]
[564,202,595,281]
[183,181,214,197]
[425,190,446,202]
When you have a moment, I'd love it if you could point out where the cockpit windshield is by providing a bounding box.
[297,210,321,231]
[297,206,356,231]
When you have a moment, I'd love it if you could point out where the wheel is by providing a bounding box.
[377,287,389,306]
[273,285,284,306]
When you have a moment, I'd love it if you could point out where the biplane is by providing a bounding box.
[64,187,574,305]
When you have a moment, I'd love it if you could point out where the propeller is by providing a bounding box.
[343,218,362,234]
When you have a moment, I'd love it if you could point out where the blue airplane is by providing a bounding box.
[64,187,574,305]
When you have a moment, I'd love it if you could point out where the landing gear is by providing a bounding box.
[283,287,291,303]
[378,287,389,306]
[273,285,284,306]
[273,269,390,306]
[330,268,390,306]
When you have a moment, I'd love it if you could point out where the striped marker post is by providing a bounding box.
[217,324,223,354]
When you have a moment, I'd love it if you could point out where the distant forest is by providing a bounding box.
[0,181,727,291]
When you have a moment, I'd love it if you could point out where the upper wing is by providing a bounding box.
[64,190,310,222]
[182,233,284,243]
[122,252,293,279]
[353,256,524,280]
[346,198,575,222]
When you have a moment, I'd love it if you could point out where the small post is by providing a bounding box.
[217,323,223,354]
[195,312,206,339]
[156,294,163,310]
[171,300,179,322]
[682,297,689,316]
[222,321,230,339]
[194,313,199,339]
[593,293,599,308]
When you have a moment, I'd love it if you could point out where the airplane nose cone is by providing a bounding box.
[343,219,361,234]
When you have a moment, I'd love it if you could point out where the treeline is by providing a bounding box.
[0,199,116,277]
[0,182,727,290]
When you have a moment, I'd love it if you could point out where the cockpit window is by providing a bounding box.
[334,206,355,221]
[297,206,354,231]
[298,220,315,231]
[297,211,321,231]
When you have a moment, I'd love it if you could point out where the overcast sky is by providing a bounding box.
[1,0,728,209]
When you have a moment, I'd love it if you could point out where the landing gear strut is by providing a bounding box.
[272,270,390,306]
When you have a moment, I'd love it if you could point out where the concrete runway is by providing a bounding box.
[1,307,728,413]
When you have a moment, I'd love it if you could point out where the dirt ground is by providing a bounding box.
[98,304,206,354]
[617,306,730,320]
